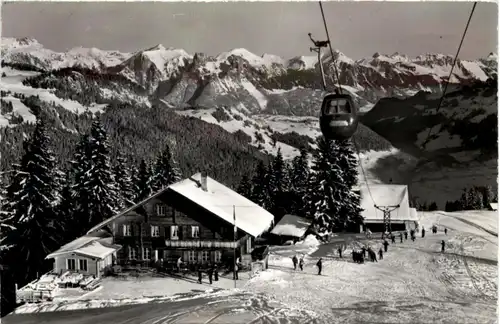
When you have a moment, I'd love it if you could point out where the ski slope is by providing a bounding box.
[6,211,497,323]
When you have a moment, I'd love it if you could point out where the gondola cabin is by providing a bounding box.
[319,93,359,141]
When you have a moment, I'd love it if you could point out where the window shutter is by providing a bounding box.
[210,251,215,262]
[183,251,189,263]
[198,251,203,263]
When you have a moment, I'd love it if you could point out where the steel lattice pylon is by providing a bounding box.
[374,205,400,238]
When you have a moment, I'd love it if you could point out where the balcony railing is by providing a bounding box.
[164,240,239,248]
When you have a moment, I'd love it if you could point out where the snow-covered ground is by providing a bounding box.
[8,211,497,324]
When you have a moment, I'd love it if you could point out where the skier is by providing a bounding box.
[292,255,298,270]
[338,247,343,258]
[378,247,383,260]
[391,235,396,244]
[214,265,219,281]
[197,268,203,284]
[370,249,377,262]
[404,231,408,240]
[383,239,389,252]
[299,257,304,271]
[399,232,403,243]
[316,258,323,275]
[421,227,426,238]
[441,240,446,253]
[207,265,213,284]
[177,257,182,273]
[233,262,239,280]
[444,228,448,235]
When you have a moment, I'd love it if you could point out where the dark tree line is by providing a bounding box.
[0,117,184,305]
[237,138,364,232]
[445,185,497,212]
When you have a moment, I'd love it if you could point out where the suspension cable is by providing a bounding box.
[319,1,343,94]
[420,2,477,149]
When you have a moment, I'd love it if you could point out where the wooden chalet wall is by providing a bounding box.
[109,189,252,266]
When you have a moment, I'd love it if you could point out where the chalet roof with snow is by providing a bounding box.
[46,231,121,260]
[168,173,274,237]
[270,214,312,238]
[87,173,274,238]
[360,184,414,223]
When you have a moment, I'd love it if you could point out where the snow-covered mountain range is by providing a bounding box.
[2,37,497,114]
[1,37,497,208]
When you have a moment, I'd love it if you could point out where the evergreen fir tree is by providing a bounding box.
[482,185,495,207]
[471,187,484,210]
[466,188,477,210]
[267,148,290,216]
[250,161,271,209]
[136,159,153,202]
[0,120,61,284]
[72,121,118,233]
[56,173,77,242]
[130,163,141,201]
[113,153,134,208]
[151,145,182,192]
[458,188,469,210]
[336,140,363,229]
[237,175,253,199]
[289,148,310,216]
[306,137,346,230]
[428,202,438,211]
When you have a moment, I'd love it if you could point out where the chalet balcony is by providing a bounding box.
[164,240,239,249]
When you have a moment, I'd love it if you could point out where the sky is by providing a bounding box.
[2,1,498,60]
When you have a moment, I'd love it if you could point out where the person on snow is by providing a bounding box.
[316,258,323,275]
[421,227,426,238]
[369,248,377,262]
[338,247,343,259]
[383,239,389,252]
[411,234,416,242]
[441,240,446,253]
[214,264,219,281]
[378,247,383,260]
[197,268,203,284]
[233,262,239,280]
[177,257,183,273]
[391,235,396,244]
[299,257,304,271]
[361,246,367,259]
[404,231,408,240]
[444,228,448,235]
[292,255,298,270]
[399,232,403,243]
[207,265,214,284]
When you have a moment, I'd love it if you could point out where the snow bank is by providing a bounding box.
[296,234,321,247]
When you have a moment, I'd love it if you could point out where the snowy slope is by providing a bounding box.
[175,107,301,160]
[10,211,497,323]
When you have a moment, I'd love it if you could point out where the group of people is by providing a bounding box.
[197,263,220,284]
[291,254,324,275]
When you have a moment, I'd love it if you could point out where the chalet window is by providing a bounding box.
[188,251,196,262]
[157,204,167,216]
[129,247,137,260]
[170,226,179,240]
[67,259,76,270]
[191,226,200,238]
[79,259,88,272]
[201,251,210,263]
[123,224,132,236]
[151,225,160,237]
[143,247,151,260]
[214,251,222,263]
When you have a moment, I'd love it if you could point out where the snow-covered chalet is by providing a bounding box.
[46,172,274,276]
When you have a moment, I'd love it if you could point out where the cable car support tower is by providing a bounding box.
[374,204,400,239]
[308,33,329,91]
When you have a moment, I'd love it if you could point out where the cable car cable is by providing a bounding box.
[419,2,477,149]
[319,1,343,94]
